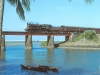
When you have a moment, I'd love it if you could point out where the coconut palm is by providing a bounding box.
[68,0,94,4]
[0,0,31,50]
[84,0,94,4]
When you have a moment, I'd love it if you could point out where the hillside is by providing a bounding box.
[59,30,100,47]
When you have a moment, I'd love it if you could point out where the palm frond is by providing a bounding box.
[67,0,72,2]
[22,0,30,12]
[7,0,18,6]
[84,0,94,4]
[16,0,25,20]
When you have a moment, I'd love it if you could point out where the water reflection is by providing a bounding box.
[0,50,5,60]
[47,48,54,64]
[25,49,33,65]
[65,49,75,62]
[64,49,97,69]
[65,49,73,54]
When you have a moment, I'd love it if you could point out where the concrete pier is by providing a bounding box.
[65,36,69,42]
[47,35,54,48]
[1,35,5,50]
[25,35,32,50]
[0,50,5,60]
[68,33,81,42]
[25,50,33,64]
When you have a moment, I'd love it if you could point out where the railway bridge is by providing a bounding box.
[1,23,100,50]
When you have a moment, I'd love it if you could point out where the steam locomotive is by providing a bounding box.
[25,23,100,33]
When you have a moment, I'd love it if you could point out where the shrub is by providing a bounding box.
[74,30,99,42]
[41,41,47,46]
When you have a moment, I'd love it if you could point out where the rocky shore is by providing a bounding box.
[57,45,100,50]
[40,40,100,49]
[56,39,100,49]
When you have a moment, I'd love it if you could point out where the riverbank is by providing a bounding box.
[41,40,100,49]
[41,45,100,50]
[58,46,100,50]
[56,40,100,49]
[5,42,100,49]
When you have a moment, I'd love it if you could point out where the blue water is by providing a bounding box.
[0,43,100,75]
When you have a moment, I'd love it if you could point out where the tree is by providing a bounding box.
[0,0,31,50]
[84,0,94,4]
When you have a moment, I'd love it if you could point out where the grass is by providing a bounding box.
[73,30,99,42]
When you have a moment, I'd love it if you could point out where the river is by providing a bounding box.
[0,42,100,75]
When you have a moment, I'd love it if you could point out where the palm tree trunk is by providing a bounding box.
[0,0,4,50]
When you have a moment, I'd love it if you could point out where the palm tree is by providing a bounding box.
[68,0,94,4]
[84,0,94,4]
[0,0,31,50]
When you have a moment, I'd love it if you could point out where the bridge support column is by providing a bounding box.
[68,33,81,42]
[1,35,5,50]
[65,36,69,42]
[47,35,54,48]
[25,35,32,50]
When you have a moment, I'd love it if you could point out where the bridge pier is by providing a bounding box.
[68,33,81,42]
[1,35,5,50]
[25,35,32,50]
[65,36,69,42]
[47,35,54,48]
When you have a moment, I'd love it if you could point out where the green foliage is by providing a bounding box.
[41,41,47,46]
[73,33,83,42]
[74,30,99,42]
[67,0,94,4]
[98,44,100,47]
[84,30,97,40]
[84,0,94,4]
[7,0,32,20]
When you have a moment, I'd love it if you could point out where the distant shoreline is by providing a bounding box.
[5,44,100,50]
[5,44,24,46]
[5,41,100,50]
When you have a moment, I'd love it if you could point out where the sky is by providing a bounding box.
[3,0,100,41]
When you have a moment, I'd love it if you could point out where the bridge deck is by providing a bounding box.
[2,31,71,36]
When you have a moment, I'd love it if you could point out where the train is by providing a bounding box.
[25,23,100,33]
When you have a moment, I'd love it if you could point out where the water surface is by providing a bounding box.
[0,42,100,75]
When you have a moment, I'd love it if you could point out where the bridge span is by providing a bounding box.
[2,31,71,36]
[1,23,100,50]
[1,31,71,50]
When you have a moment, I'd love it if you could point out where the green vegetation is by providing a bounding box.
[41,41,47,46]
[0,0,32,50]
[74,30,99,42]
